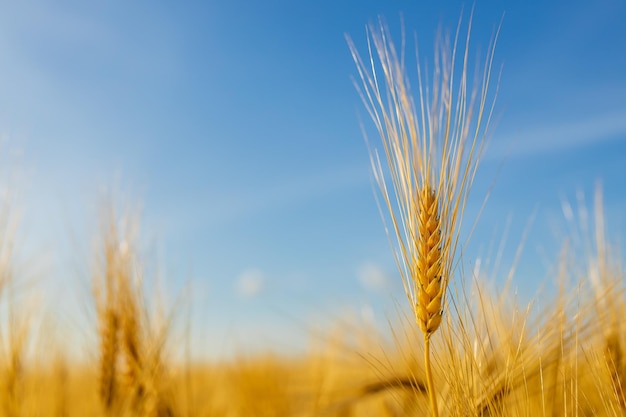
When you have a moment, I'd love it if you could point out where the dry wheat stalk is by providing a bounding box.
[96,205,142,414]
[348,14,499,417]
[99,306,119,411]
[94,202,175,417]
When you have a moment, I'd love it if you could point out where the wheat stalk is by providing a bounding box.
[348,14,499,417]
[93,201,176,417]
[99,306,119,412]
[96,215,121,414]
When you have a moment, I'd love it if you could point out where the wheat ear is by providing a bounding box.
[99,306,119,411]
[417,185,444,414]
[416,185,444,335]
[97,217,121,413]
[348,14,499,417]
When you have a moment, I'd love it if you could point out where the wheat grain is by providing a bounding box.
[416,185,444,335]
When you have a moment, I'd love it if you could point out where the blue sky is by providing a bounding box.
[0,0,625,359]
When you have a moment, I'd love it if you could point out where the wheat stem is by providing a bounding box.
[424,335,439,417]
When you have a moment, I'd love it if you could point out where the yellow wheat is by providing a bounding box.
[348,14,499,417]
[99,307,119,412]
[416,185,444,335]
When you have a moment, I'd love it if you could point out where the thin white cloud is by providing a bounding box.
[488,109,626,160]
[235,268,264,299]
[357,262,390,292]
[169,162,370,231]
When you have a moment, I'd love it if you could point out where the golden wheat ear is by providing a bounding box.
[348,14,500,417]
[416,185,444,336]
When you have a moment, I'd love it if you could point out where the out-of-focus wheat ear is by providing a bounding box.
[99,306,119,412]
[416,185,444,336]
[120,277,144,401]
[96,203,121,413]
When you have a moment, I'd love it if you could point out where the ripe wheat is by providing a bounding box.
[348,15,499,416]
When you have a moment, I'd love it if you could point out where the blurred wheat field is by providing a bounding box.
[3,216,626,417]
[1,193,625,416]
[0,15,625,417]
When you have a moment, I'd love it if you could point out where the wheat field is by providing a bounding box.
[0,15,624,417]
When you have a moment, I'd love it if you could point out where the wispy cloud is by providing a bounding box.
[488,109,626,160]
[357,262,390,292]
[166,162,369,231]
[235,268,265,299]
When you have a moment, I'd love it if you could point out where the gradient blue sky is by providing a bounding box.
[0,0,625,358]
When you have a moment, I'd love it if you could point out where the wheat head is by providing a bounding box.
[416,185,444,335]
[348,14,499,417]
[348,14,498,341]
